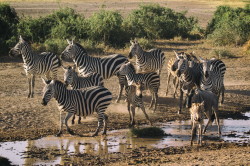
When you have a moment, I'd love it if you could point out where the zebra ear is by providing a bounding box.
[19,35,24,42]
[173,51,179,59]
[66,39,72,45]
[130,40,134,45]
[200,101,205,106]
[134,38,138,44]
[199,56,205,62]
[61,65,67,70]
[41,78,51,85]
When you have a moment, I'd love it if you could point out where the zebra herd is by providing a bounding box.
[9,36,226,145]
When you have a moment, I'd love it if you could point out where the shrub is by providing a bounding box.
[130,127,165,138]
[123,4,199,39]
[88,9,129,47]
[206,5,250,46]
[213,49,237,59]
[0,3,19,54]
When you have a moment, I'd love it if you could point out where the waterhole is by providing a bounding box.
[0,112,249,165]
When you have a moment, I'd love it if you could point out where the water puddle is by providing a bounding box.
[0,112,249,165]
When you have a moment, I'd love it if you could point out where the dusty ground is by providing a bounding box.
[0,0,250,165]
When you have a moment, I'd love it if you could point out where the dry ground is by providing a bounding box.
[0,0,250,165]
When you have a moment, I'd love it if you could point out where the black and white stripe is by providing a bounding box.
[61,40,128,103]
[9,36,61,98]
[118,62,160,112]
[41,80,112,137]
[128,40,165,75]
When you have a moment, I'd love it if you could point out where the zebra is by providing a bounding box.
[62,65,104,125]
[9,36,61,98]
[125,83,152,127]
[171,54,203,114]
[128,39,165,75]
[188,89,221,146]
[199,57,226,104]
[61,39,128,103]
[118,61,160,112]
[41,79,112,137]
[166,51,198,98]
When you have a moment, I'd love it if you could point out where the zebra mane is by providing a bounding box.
[54,80,66,87]
[127,62,136,72]
[74,43,88,54]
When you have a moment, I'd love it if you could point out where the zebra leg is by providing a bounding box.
[198,123,202,146]
[173,78,179,98]
[102,114,108,135]
[220,85,225,105]
[154,93,158,112]
[27,76,32,98]
[56,111,63,137]
[141,105,152,126]
[203,111,212,134]
[30,75,35,98]
[92,113,104,137]
[149,92,155,110]
[71,114,76,125]
[127,102,132,125]
[129,106,136,128]
[64,112,74,135]
[213,107,221,136]
[78,116,81,124]
[165,73,171,96]
[178,88,184,114]
[116,82,124,103]
[191,122,196,146]
[51,69,58,80]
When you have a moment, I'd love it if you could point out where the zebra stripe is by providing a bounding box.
[41,80,112,136]
[128,40,165,75]
[61,40,128,103]
[118,62,160,112]
[9,36,61,98]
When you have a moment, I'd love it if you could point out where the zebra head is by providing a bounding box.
[41,79,55,106]
[9,36,28,57]
[190,102,204,123]
[176,58,189,77]
[62,65,77,87]
[128,40,140,59]
[199,57,211,78]
[171,51,185,71]
[118,61,135,75]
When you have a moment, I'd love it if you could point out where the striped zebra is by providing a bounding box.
[189,89,221,146]
[61,40,128,103]
[128,40,165,75]
[62,65,104,125]
[9,36,61,98]
[41,79,112,137]
[125,83,152,127]
[199,58,226,104]
[118,62,160,112]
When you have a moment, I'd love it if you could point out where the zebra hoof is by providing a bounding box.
[92,133,98,137]
[67,129,75,135]
[55,131,62,137]
[177,110,181,114]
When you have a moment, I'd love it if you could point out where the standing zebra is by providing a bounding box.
[200,58,226,104]
[41,79,112,137]
[128,40,165,75]
[118,62,160,112]
[62,65,104,124]
[61,40,128,103]
[9,36,61,98]
[125,83,152,127]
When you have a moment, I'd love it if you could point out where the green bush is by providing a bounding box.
[88,9,128,47]
[130,127,165,138]
[123,4,199,39]
[0,3,19,54]
[206,5,250,46]
[18,8,88,43]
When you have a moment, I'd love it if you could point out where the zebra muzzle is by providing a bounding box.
[177,70,181,77]
[41,99,47,106]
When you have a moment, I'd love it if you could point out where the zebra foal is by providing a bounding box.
[188,89,221,146]
[41,79,112,137]
[128,39,165,75]
[118,62,160,112]
[9,36,61,98]
[61,40,128,103]
[125,83,152,127]
[62,65,104,124]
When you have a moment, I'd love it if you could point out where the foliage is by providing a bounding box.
[0,3,19,54]
[123,4,199,39]
[88,9,128,47]
[206,5,250,46]
[18,8,88,43]
[213,49,237,59]
[130,127,165,138]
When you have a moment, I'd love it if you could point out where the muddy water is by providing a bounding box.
[0,112,249,165]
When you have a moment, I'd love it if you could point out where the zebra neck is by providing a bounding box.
[21,49,34,65]
[73,51,90,67]
[135,47,145,60]
[54,85,69,105]
[71,74,80,89]
[125,70,137,83]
